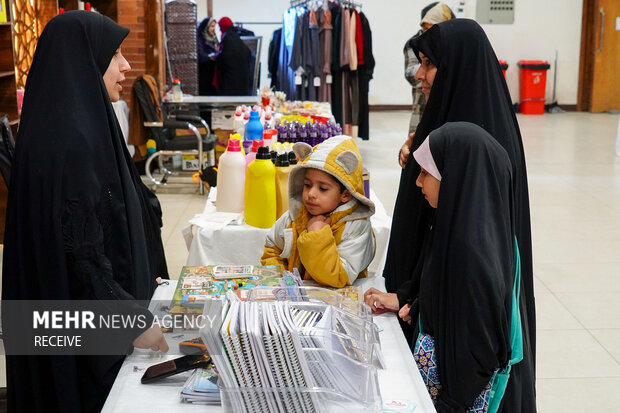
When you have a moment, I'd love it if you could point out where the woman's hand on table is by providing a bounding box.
[398,304,412,325]
[133,325,170,352]
[399,133,414,168]
[363,287,400,314]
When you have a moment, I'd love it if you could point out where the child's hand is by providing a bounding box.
[307,215,331,232]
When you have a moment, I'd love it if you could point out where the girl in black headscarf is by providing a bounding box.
[406,121,531,412]
[197,17,219,95]
[364,18,535,411]
[2,11,169,412]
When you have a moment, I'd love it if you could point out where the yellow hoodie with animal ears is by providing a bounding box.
[261,135,376,288]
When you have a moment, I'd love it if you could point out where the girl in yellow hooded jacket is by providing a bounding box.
[261,135,375,288]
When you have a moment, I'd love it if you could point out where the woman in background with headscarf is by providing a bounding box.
[365,19,536,411]
[212,16,251,95]
[403,2,455,143]
[197,17,219,95]
[2,11,169,412]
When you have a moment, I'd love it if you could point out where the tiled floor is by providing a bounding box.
[3,111,620,411]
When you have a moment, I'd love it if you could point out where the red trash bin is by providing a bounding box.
[517,60,551,114]
[498,60,508,79]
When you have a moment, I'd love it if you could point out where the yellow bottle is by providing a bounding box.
[275,154,291,219]
[244,147,276,228]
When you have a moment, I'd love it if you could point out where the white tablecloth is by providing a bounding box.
[182,188,392,277]
[102,278,436,412]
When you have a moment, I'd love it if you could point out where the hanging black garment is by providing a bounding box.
[215,26,251,95]
[357,11,374,140]
[330,4,343,125]
[197,17,219,95]
[1,11,167,412]
[382,19,536,412]
[416,122,534,412]
[268,28,282,89]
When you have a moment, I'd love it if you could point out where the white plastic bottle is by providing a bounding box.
[216,139,246,213]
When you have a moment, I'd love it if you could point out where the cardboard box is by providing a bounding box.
[211,110,235,130]
[213,129,234,165]
[181,153,211,171]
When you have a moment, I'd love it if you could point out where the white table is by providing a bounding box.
[182,188,392,277]
[102,278,436,413]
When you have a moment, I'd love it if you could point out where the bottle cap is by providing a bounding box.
[251,140,263,152]
[270,151,278,163]
[263,129,277,140]
[288,151,298,165]
[243,112,250,120]
[173,77,181,85]
[249,110,260,120]
[276,154,290,167]
[256,146,271,159]
[227,139,241,152]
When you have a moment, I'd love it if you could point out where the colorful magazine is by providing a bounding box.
[169,265,283,314]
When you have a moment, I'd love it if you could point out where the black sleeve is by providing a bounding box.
[62,199,153,349]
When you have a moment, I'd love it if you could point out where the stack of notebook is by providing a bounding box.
[201,292,382,413]
[180,365,221,405]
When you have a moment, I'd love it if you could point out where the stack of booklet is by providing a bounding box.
[201,290,382,413]
[180,364,221,405]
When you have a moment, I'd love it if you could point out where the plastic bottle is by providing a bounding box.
[241,112,250,138]
[232,107,244,135]
[275,154,291,219]
[245,110,264,143]
[216,139,246,213]
[262,129,277,150]
[172,78,183,102]
[245,139,263,171]
[244,147,276,228]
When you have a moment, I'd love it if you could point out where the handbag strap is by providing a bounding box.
[508,237,523,366]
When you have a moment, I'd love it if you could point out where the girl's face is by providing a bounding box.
[208,21,216,36]
[414,52,437,101]
[103,48,131,102]
[416,167,440,208]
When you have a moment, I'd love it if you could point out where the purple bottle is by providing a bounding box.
[298,124,308,144]
[308,123,318,146]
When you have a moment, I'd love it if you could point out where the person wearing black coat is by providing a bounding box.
[1,11,169,412]
[213,16,252,96]
[364,19,536,412]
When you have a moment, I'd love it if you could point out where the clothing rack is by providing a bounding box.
[236,22,282,27]
[290,0,362,9]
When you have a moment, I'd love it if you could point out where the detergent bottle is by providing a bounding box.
[244,147,276,228]
[245,110,264,142]
[216,139,245,213]
[275,154,291,219]
[245,139,263,171]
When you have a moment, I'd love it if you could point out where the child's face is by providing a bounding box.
[302,169,352,216]
[416,167,440,208]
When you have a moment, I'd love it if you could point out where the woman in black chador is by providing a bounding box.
[407,121,533,412]
[364,18,536,412]
[2,11,169,412]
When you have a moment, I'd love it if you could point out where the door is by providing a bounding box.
[591,0,620,112]
[578,0,620,112]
